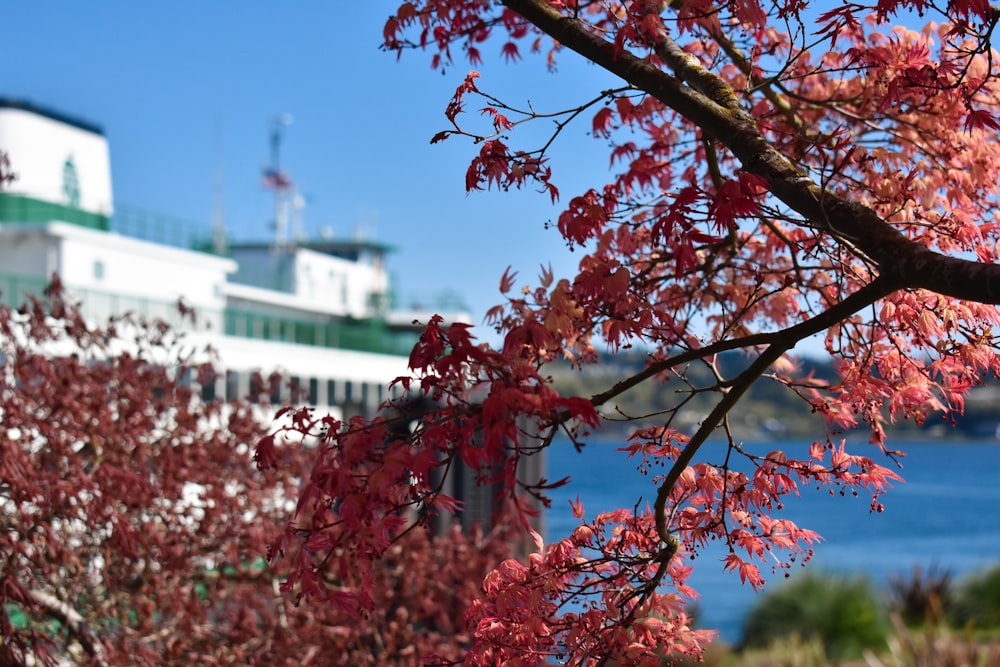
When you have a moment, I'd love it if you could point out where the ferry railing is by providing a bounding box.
[0,271,222,332]
[389,287,469,313]
[112,204,221,255]
[0,271,420,356]
[224,308,419,356]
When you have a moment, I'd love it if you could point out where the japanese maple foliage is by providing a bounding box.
[269,0,1000,665]
[0,282,517,666]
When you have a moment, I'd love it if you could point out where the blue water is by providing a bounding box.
[544,438,1000,644]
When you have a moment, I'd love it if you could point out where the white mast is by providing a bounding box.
[264,113,293,249]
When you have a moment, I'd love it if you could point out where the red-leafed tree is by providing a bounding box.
[266,1,1000,665]
[0,281,518,666]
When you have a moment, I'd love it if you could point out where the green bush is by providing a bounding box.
[949,565,1000,630]
[739,571,890,661]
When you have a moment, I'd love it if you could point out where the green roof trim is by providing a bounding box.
[0,193,110,230]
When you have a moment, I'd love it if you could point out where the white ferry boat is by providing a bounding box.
[0,99,470,418]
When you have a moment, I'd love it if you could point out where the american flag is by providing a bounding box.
[261,168,292,191]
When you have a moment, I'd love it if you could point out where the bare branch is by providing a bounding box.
[28,589,108,667]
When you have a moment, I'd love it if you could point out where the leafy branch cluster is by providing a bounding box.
[0,285,517,666]
[257,0,1000,664]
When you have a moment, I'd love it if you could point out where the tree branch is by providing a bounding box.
[501,0,1000,303]
[28,589,108,666]
[589,274,894,411]
[652,276,897,547]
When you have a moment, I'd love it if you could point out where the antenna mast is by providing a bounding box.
[263,113,293,249]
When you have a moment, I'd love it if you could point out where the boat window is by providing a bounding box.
[289,375,304,403]
[200,370,217,402]
[226,370,240,401]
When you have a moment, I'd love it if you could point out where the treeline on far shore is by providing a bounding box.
[547,350,1000,441]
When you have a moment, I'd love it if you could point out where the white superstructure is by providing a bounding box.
[0,99,468,418]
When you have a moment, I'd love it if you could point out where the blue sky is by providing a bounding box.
[5,2,624,335]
